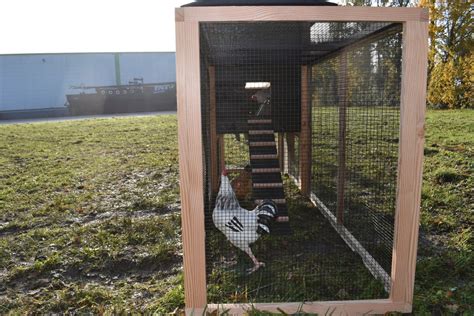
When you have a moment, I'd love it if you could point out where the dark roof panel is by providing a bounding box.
[200,22,399,66]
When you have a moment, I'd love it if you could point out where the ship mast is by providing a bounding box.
[114,53,121,86]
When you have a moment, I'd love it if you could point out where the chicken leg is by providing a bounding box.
[244,247,265,274]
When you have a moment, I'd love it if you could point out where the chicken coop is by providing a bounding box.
[176,0,428,314]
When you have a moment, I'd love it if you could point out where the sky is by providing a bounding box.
[0,0,190,54]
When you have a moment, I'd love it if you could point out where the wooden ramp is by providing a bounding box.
[248,118,291,234]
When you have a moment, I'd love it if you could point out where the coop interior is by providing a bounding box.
[200,21,403,303]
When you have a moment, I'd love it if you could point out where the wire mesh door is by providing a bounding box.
[200,21,402,303]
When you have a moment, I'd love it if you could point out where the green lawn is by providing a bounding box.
[0,116,183,314]
[0,110,472,314]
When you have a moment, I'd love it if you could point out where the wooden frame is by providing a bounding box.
[336,52,348,224]
[300,65,312,197]
[209,66,219,193]
[176,6,428,315]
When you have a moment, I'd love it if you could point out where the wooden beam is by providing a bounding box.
[336,52,348,224]
[300,65,312,197]
[286,133,296,177]
[209,66,218,194]
[218,134,225,171]
[181,7,429,23]
[253,167,281,173]
[390,21,429,309]
[278,133,284,171]
[175,20,207,311]
[207,300,411,315]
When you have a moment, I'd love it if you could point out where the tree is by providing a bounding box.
[349,0,473,109]
[420,0,473,109]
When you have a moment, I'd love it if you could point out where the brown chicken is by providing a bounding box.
[231,165,252,201]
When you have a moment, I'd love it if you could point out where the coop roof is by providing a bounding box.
[201,22,401,66]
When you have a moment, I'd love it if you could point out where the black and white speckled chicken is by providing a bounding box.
[213,169,277,274]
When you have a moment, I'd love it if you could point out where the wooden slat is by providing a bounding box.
[390,20,429,308]
[278,133,285,171]
[249,130,274,135]
[299,65,311,197]
[249,141,276,147]
[336,52,348,224]
[253,183,283,188]
[207,300,411,315]
[218,134,225,172]
[248,119,272,124]
[176,20,207,310]
[251,154,278,160]
[276,216,289,222]
[181,7,429,22]
[286,132,296,177]
[209,66,218,193]
[252,168,281,173]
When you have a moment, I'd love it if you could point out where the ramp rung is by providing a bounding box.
[248,119,272,124]
[252,168,281,173]
[251,154,278,159]
[249,130,274,135]
[247,115,290,230]
[253,183,283,188]
[276,216,289,222]
[249,141,276,147]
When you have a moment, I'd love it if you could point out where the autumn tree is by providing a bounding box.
[420,0,473,109]
[350,0,473,109]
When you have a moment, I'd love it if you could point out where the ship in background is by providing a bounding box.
[66,78,176,116]
[66,53,176,116]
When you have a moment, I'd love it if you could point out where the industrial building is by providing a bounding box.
[0,52,176,119]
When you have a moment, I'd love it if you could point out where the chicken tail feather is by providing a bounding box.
[256,200,278,235]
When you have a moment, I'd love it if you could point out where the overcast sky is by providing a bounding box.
[0,0,190,54]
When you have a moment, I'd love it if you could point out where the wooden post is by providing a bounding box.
[390,20,429,307]
[175,15,207,312]
[336,52,348,224]
[278,133,285,171]
[209,66,218,193]
[218,134,225,171]
[286,133,296,176]
[300,65,312,196]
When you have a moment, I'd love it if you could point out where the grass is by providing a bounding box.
[205,178,386,304]
[310,105,400,273]
[0,110,472,314]
[414,109,473,315]
[0,116,182,314]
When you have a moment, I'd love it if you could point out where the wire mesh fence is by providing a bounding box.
[200,21,402,303]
